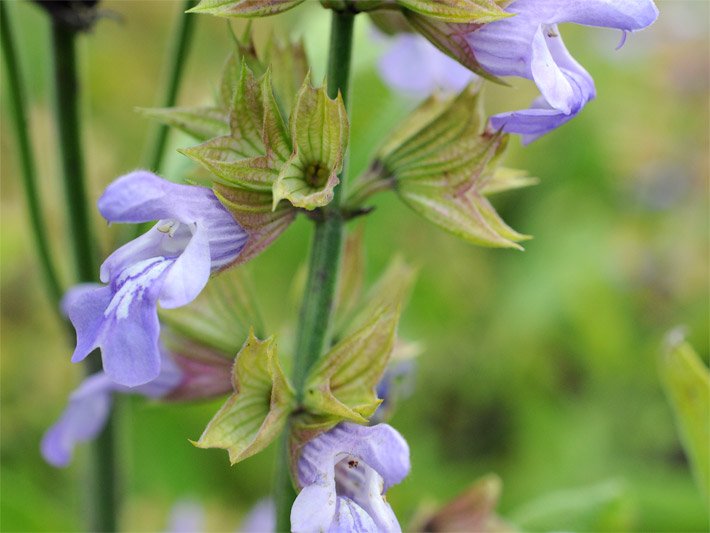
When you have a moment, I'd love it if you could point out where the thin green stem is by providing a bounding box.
[274,9,355,532]
[274,428,297,532]
[130,0,197,240]
[51,20,97,284]
[1,2,63,309]
[143,0,198,173]
[50,19,118,532]
[291,9,355,396]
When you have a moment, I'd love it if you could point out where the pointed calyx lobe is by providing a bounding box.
[302,306,401,424]
[179,49,348,262]
[193,329,295,464]
[348,83,536,249]
[395,0,510,24]
[188,0,306,18]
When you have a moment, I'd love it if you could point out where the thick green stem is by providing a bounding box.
[50,20,118,532]
[51,20,97,284]
[1,2,63,309]
[143,0,198,173]
[274,428,297,532]
[291,9,355,396]
[274,10,355,532]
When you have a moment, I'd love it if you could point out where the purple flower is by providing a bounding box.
[240,499,275,533]
[65,171,247,387]
[465,0,659,142]
[372,358,416,424]
[291,423,410,532]
[378,32,476,95]
[41,349,181,467]
[165,500,206,533]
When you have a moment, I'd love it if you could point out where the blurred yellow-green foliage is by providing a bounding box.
[1,1,708,531]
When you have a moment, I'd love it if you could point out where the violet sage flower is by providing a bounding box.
[466,0,659,142]
[65,171,247,387]
[291,422,410,532]
[378,32,475,96]
[41,348,182,467]
[240,499,276,533]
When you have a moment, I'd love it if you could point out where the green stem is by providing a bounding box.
[291,9,355,396]
[0,2,63,309]
[274,427,297,532]
[143,0,198,173]
[51,19,97,284]
[50,19,118,532]
[274,9,355,532]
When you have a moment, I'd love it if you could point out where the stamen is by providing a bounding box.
[157,220,181,237]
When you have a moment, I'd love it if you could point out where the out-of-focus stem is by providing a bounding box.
[274,9,355,532]
[0,2,63,309]
[50,17,118,532]
[130,0,197,240]
[143,0,198,173]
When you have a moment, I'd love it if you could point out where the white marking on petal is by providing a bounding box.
[104,257,173,320]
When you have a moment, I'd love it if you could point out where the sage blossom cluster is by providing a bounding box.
[380,0,659,142]
[41,0,658,531]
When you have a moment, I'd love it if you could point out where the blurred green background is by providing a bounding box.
[1,1,708,531]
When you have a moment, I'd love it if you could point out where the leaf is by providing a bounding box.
[271,75,349,210]
[263,35,309,116]
[397,0,510,23]
[214,184,297,264]
[159,268,264,355]
[193,330,295,464]
[229,61,266,158]
[479,167,539,196]
[261,68,292,162]
[303,306,401,423]
[366,84,530,249]
[138,106,229,142]
[399,179,529,249]
[181,140,278,191]
[509,480,631,532]
[382,84,484,176]
[188,0,306,18]
[219,33,264,108]
[659,330,710,500]
[419,474,514,532]
[333,227,366,329]
[342,255,417,338]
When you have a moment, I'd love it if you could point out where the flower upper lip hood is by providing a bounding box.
[65,171,247,387]
[463,0,659,142]
[291,422,410,532]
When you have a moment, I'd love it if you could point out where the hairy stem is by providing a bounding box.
[0,2,63,309]
[274,9,355,532]
[50,19,118,532]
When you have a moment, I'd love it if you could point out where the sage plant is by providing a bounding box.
[15,0,660,530]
